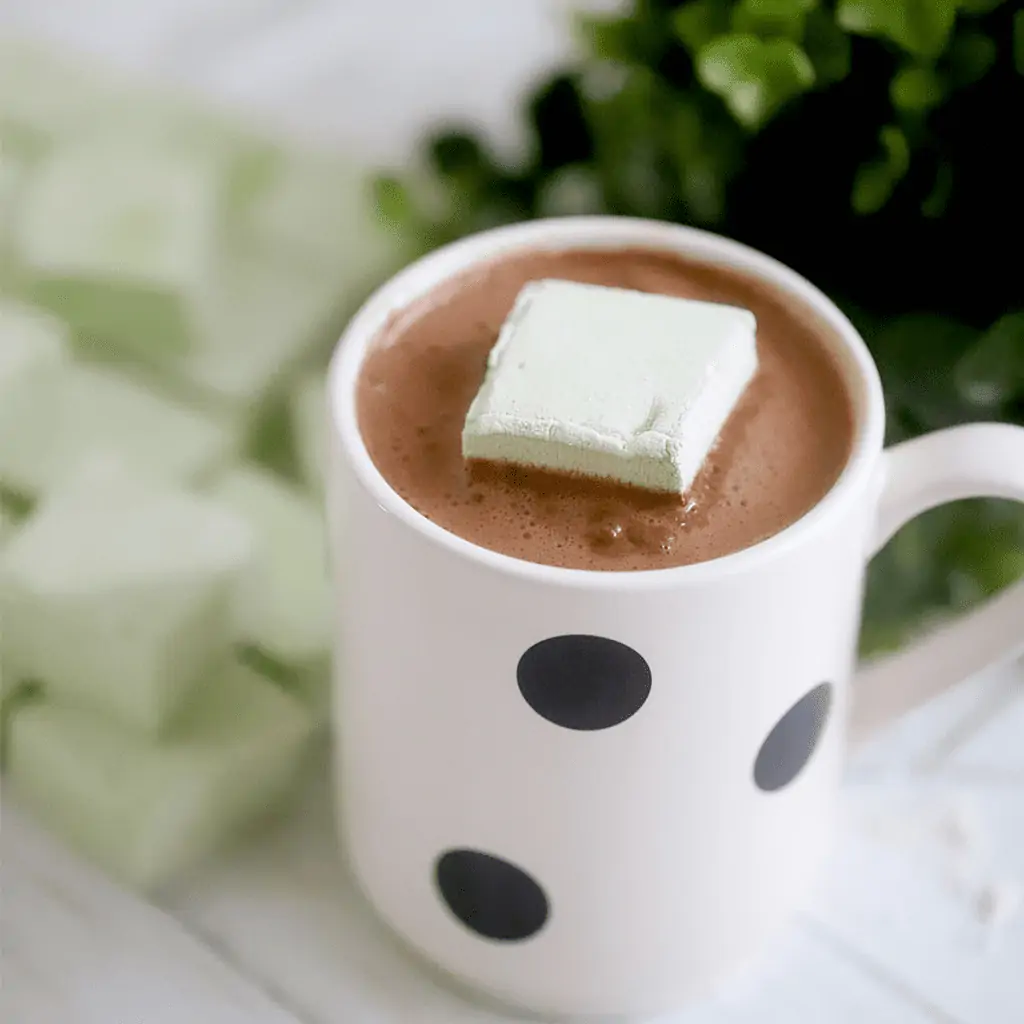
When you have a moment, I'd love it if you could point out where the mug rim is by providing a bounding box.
[328,216,886,591]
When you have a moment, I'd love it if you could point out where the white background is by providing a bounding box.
[0,0,619,165]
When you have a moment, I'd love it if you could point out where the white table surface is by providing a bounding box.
[2,4,1024,1022]
[4,661,1024,1024]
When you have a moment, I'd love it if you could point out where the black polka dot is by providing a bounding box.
[435,850,548,941]
[754,682,834,792]
[517,635,651,731]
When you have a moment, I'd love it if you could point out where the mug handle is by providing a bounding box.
[850,423,1024,744]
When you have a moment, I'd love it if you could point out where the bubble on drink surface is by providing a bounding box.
[587,519,625,550]
[626,521,676,555]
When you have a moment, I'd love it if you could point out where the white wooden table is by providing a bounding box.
[4,661,1024,1024]
[2,4,1023,1021]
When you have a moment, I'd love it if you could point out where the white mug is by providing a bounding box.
[326,217,1024,1018]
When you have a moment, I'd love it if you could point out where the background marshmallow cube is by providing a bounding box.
[6,661,314,890]
[13,139,224,357]
[210,464,331,668]
[0,148,32,287]
[463,279,758,494]
[169,252,343,417]
[0,303,69,467]
[0,362,238,500]
[0,460,252,733]
[289,371,328,497]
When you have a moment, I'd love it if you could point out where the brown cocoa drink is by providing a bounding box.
[357,247,855,571]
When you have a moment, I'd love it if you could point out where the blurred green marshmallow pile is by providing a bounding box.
[0,38,406,889]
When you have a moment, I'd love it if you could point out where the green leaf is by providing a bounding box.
[862,508,957,652]
[671,0,731,54]
[578,15,642,63]
[528,74,593,171]
[614,142,676,218]
[955,0,1005,13]
[586,66,659,169]
[851,125,910,213]
[953,312,1024,408]
[836,0,892,35]
[662,94,742,224]
[372,175,414,230]
[858,617,913,657]
[890,65,946,110]
[966,544,1024,597]
[585,64,659,135]
[585,66,678,216]
[674,137,733,224]
[680,158,730,222]
[464,199,526,233]
[428,131,489,181]
[803,9,853,84]
[731,0,819,41]
[835,297,879,340]
[535,164,606,217]
[884,404,919,445]
[1015,11,1024,76]
[665,93,706,164]
[872,313,978,427]
[920,160,952,217]
[696,34,815,130]
[578,9,669,66]
[891,0,958,57]
[940,505,1024,600]
[946,31,997,87]
[837,0,957,58]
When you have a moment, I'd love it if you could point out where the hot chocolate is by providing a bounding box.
[356,246,855,571]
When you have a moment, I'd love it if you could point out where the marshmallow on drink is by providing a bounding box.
[462,279,758,495]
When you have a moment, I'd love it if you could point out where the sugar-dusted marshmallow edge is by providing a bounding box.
[462,279,758,494]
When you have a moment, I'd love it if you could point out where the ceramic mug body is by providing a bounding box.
[327,217,886,1017]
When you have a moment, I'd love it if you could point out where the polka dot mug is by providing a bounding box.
[326,217,1024,1017]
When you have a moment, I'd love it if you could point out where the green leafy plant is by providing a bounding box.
[376,0,1024,654]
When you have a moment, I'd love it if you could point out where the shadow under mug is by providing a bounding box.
[326,217,1024,1018]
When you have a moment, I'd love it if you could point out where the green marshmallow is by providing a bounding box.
[0,459,253,733]
[7,661,313,889]
[14,139,226,358]
[0,360,238,500]
[289,372,328,497]
[211,465,331,667]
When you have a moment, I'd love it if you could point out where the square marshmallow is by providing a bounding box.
[0,458,252,733]
[0,362,238,500]
[210,465,331,667]
[14,139,225,357]
[8,660,313,889]
[462,279,758,494]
